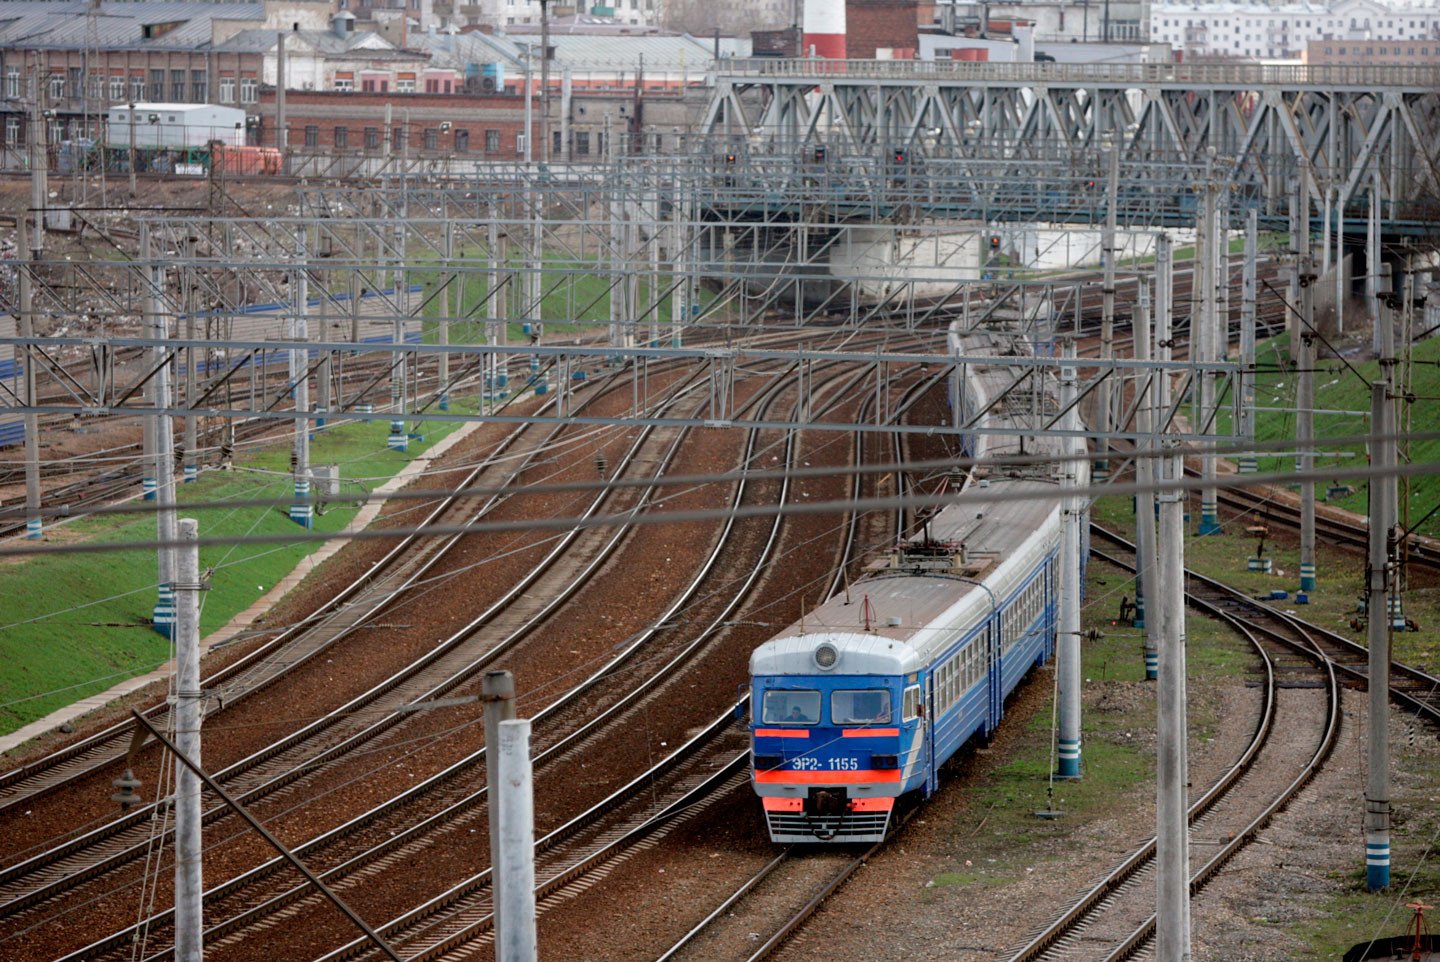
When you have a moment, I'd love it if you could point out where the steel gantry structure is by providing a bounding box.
[700,59,1440,234]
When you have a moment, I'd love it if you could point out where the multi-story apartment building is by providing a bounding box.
[1151,0,1440,61]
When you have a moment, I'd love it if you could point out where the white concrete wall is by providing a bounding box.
[829,226,981,299]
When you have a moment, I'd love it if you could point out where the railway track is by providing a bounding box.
[1211,482,1440,573]
[1006,531,1342,962]
[95,353,878,961]
[1090,525,1440,725]
[0,363,723,920]
[30,334,921,956]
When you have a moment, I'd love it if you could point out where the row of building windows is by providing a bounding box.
[1324,45,1432,55]
[8,66,258,105]
[296,124,605,155]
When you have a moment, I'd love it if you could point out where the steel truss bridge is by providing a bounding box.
[700,59,1440,234]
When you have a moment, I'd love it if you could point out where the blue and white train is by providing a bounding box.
[748,327,1079,843]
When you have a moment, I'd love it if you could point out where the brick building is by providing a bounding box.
[1305,36,1440,63]
[846,0,921,58]
[0,1,266,149]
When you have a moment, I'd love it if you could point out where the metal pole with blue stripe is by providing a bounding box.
[1365,381,1392,890]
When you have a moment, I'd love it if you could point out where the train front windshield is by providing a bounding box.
[761,689,820,725]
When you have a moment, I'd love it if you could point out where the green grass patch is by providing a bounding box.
[1221,330,1440,538]
[927,551,1243,892]
[0,408,475,740]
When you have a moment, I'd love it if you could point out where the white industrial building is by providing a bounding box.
[1151,0,1440,60]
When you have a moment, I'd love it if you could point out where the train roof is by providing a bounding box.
[751,478,1060,677]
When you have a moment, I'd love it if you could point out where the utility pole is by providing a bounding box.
[483,670,517,961]
[438,221,451,411]
[275,32,287,167]
[1365,380,1392,891]
[18,210,41,540]
[1134,275,1158,678]
[1056,339,1082,779]
[388,196,408,452]
[497,718,537,962]
[1294,184,1315,599]
[143,224,178,639]
[182,235,197,484]
[1153,233,1193,961]
[1095,144,1119,483]
[1197,155,1220,536]
[488,209,504,397]
[290,229,312,528]
[1238,208,1257,474]
[128,102,137,197]
[173,517,204,962]
[540,0,551,164]
[1297,253,1316,600]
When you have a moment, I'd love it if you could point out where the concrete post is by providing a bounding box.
[488,211,504,395]
[1368,176,1381,345]
[1134,275,1158,677]
[1197,162,1220,536]
[1238,209,1258,474]
[275,32,287,158]
[173,517,204,962]
[1153,234,1191,958]
[1057,339,1082,779]
[290,230,312,528]
[1095,145,1118,483]
[1365,380,1392,891]
[182,235,198,484]
[483,670,517,961]
[388,197,408,452]
[316,270,331,429]
[17,217,41,540]
[1297,258,1316,598]
[496,718,537,962]
[438,221,452,411]
[670,183,684,348]
[143,225,177,639]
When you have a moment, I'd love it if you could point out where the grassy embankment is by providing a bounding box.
[0,406,476,739]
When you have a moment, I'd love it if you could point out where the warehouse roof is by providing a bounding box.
[0,1,263,50]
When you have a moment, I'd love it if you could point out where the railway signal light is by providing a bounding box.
[724,152,737,165]
[893,149,907,165]
[813,145,826,163]
[989,235,1001,250]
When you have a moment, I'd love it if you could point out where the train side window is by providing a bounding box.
[902,685,922,722]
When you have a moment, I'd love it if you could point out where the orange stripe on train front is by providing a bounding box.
[754,728,810,738]
[754,769,903,784]
[848,797,895,812]
[761,797,804,811]
[841,728,899,737]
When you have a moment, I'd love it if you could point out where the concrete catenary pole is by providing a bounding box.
[388,194,408,452]
[497,718,537,962]
[438,221,452,411]
[483,670,517,961]
[275,32,287,160]
[17,208,41,540]
[290,230,312,528]
[1197,157,1220,536]
[1154,234,1193,961]
[1056,339,1082,778]
[1297,256,1316,598]
[1238,209,1258,474]
[1365,380,1392,891]
[1134,275,1158,678]
[143,224,178,638]
[173,517,204,962]
[182,235,198,484]
[1095,145,1119,483]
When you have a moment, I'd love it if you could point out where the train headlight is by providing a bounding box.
[813,644,838,670]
